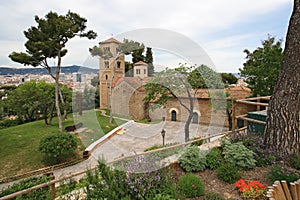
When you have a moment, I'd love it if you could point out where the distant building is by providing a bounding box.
[73,72,82,83]
[133,61,148,79]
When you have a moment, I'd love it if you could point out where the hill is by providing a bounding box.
[0,65,98,75]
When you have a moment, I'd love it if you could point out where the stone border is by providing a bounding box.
[83,120,135,158]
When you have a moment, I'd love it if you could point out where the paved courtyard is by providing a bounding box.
[91,121,226,161]
[52,121,226,178]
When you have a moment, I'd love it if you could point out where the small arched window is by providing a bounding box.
[171,110,177,121]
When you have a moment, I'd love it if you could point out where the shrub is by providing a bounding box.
[223,142,256,170]
[217,162,240,184]
[205,191,226,200]
[268,164,300,184]
[39,133,78,158]
[179,146,206,172]
[287,153,300,170]
[0,118,23,129]
[86,157,177,200]
[229,131,284,166]
[206,147,223,170]
[0,175,52,199]
[85,160,130,199]
[190,136,204,146]
[177,173,205,198]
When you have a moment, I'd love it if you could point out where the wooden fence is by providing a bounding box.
[0,158,84,184]
[232,96,270,130]
[267,179,300,200]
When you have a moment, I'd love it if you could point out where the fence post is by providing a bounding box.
[232,99,236,131]
[50,174,56,200]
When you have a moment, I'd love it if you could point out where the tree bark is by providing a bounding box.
[185,109,193,142]
[265,0,300,154]
[55,51,63,132]
[59,88,67,120]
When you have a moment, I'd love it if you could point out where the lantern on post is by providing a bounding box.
[161,129,166,146]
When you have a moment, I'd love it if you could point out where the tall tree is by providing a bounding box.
[9,11,97,132]
[132,48,145,64]
[188,64,224,89]
[125,61,134,77]
[119,39,145,64]
[220,73,238,85]
[145,47,154,76]
[265,0,300,154]
[239,36,283,96]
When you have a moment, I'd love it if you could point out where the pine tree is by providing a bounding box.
[145,47,154,76]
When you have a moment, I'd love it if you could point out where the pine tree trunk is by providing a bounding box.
[265,0,300,154]
[59,88,67,120]
[55,51,63,132]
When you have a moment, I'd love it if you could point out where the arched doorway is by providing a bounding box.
[192,112,198,124]
[171,110,177,121]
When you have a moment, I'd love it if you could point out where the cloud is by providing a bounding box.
[0,0,292,72]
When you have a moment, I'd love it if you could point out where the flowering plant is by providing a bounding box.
[234,179,266,199]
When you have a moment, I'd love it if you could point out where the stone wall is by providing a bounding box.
[129,90,147,120]
[112,81,134,117]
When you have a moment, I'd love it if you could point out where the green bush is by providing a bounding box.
[190,136,204,146]
[223,142,256,170]
[287,153,300,170]
[205,191,226,200]
[206,147,223,170]
[0,175,52,199]
[85,160,130,199]
[268,164,300,184]
[179,146,207,172]
[177,173,205,198]
[86,157,178,200]
[0,118,23,129]
[39,133,78,158]
[217,162,240,184]
[229,131,280,167]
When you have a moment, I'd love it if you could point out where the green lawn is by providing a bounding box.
[0,110,127,179]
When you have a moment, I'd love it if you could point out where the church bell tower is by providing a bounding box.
[99,38,125,109]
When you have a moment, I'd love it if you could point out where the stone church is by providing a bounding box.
[98,38,252,127]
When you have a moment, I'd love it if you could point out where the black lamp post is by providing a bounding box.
[161,129,166,146]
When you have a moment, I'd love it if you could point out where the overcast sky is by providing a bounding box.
[0,0,293,72]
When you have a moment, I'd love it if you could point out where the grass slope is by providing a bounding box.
[0,110,127,179]
[0,117,75,178]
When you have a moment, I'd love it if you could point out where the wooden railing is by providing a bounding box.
[232,96,270,130]
[0,127,246,200]
[267,179,300,200]
[0,158,84,184]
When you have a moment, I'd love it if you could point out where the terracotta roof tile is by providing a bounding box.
[134,61,147,66]
[99,37,121,44]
